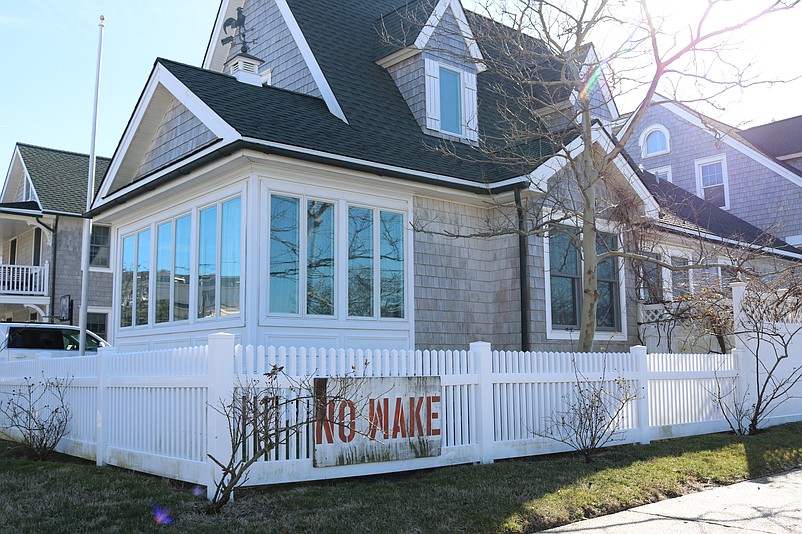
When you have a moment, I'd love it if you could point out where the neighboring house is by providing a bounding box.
[87,0,800,353]
[0,144,113,341]
[623,97,802,247]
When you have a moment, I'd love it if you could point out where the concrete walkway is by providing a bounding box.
[545,468,802,533]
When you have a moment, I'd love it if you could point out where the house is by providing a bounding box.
[88,0,800,353]
[0,144,113,340]
[623,97,802,248]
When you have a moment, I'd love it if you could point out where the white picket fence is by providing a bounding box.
[1,334,799,499]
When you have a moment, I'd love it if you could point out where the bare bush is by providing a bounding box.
[535,356,637,462]
[0,374,73,460]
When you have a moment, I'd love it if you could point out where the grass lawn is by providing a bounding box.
[2,422,802,533]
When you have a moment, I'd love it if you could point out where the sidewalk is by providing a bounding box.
[545,468,802,533]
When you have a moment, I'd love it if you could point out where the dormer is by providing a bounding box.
[376,0,485,144]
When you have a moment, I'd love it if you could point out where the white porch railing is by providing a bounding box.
[0,262,49,296]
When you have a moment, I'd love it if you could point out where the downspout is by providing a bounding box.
[514,188,531,351]
[48,215,59,323]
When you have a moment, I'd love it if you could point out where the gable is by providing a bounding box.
[137,97,216,179]
[0,149,35,206]
[95,62,239,207]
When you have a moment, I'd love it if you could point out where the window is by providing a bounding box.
[87,312,108,341]
[269,195,406,319]
[32,228,42,266]
[671,256,690,299]
[424,58,478,141]
[89,225,111,268]
[696,156,729,208]
[639,124,670,158]
[439,67,462,135]
[9,238,16,265]
[649,166,672,183]
[118,196,241,329]
[638,253,663,304]
[548,226,621,331]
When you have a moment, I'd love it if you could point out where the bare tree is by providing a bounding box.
[390,0,800,350]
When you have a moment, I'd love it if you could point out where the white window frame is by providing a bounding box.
[88,224,113,272]
[543,225,628,341]
[639,124,671,158]
[695,155,730,210]
[648,165,672,183]
[424,58,478,142]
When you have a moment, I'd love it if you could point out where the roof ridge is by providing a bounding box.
[17,142,111,162]
[157,57,329,103]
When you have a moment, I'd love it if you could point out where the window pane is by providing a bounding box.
[671,257,690,298]
[136,229,150,326]
[270,196,300,314]
[439,67,462,134]
[307,200,335,316]
[550,227,578,275]
[174,215,191,321]
[155,222,172,323]
[704,184,726,207]
[90,225,111,268]
[348,207,374,317]
[198,206,217,319]
[220,197,241,316]
[645,131,666,154]
[33,228,42,266]
[596,233,617,281]
[380,212,404,318]
[551,276,578,327]
[597,281,617,328]
[120,235,134,327]
[701,162,723,187]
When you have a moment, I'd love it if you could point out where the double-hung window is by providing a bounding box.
[268,195,406,319]
[695,156,729,209]
[89,225,111,268]
[548,226,622,332]
[424,58,478,141]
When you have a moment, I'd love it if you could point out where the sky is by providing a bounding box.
[1,0,801,191]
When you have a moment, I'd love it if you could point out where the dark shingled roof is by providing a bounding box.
[17,144,111,215]
[374,0,437,60]
[640,170,801,256]
[740,115,802,159]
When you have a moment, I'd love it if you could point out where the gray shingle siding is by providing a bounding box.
[387,55,426,129]
[137,98,216,178]
[52,217,112,314]
[626,105,802,242]
[232,0,321,97]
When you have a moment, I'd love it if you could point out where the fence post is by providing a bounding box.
[730,282,747,351]
[631,345,650,445]
[206,333,236,501]
[471,341,495,465]
[95,346,113,467]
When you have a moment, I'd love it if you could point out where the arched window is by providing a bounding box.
[639,124,670,157]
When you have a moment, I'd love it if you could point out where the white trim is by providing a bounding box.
[648,165,672,183]
[94,63,240,208]
[778,152,802,161]
[273,0,348,123]
[694,154,729,210]
[543,225,628,342]
[639,124,671,158]
[415,0,485,72]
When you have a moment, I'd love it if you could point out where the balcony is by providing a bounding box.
[0,263,49,296]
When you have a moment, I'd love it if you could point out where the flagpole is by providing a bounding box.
[79,15,105,356]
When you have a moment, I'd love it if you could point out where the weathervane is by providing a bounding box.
[221,7,255,54]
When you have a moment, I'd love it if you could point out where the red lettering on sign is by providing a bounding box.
[409,396,424,437]
[427,395,441,436]
[338,400,356,443]
[368,397,390,440]
[392,397,408,438]
[316,400,336,445]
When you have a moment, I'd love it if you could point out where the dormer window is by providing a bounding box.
[424,58,478,142]
[639,124,670,158]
